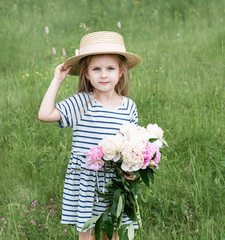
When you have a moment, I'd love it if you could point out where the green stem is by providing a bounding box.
[134,196,142,226]
[134,197,143,240]
[115,210,124,240]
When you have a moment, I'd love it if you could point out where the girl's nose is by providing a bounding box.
[101,69,107,78]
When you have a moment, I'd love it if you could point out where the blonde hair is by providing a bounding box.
[77,54,129,97]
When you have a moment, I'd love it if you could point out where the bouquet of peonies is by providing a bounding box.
[82,123,167,240]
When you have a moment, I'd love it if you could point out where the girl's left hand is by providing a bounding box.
[123,171,139,181]
[54,64,72,83]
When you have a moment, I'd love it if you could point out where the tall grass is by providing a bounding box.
[0,0,224,239]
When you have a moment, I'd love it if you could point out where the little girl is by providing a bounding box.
[38,31,141,240]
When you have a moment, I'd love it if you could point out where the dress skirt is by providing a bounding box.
[61,153,138,232]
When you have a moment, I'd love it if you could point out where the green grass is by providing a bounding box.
[0,0,224,239]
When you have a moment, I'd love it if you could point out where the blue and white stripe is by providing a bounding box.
[55,92,138,232]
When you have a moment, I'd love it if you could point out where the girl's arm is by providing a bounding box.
[38,64,72,122]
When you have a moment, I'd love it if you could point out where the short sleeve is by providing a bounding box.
[55,93,86,128]
[130,101,138,126]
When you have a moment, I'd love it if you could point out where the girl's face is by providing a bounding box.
[85,54,123,95]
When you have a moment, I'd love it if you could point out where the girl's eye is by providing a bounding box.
[93,68,100,71]
[108,67,114,70]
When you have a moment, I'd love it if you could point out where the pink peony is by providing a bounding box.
[141,142,161,169]
[86,146,104,171]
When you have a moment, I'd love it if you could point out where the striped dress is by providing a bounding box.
[55,92,138,232]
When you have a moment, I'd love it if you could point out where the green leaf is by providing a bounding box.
[149,138,158,143]
[116,195,123,218]
[127,223,134,240]
[130,181,142,195]
[148,168,155,184]
[112,178,124,190]
[82,215,101,232]
[121,230,129,240]
[124,204,136,221]
[95,214,104,240]
[139,169,149,187]
[95,189,113,200]
[105,183,118,193]
[111,189,123,221]
[102,214,114,240]
[123,180,131,192]
[118,224,129,238]
[128,193,136,205]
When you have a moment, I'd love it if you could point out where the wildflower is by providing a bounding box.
[1,217,5,222]
[30,221,35,224]
[80,23,86,29]
[31,202,36,207]
[34,200,37,203]
[25,73,29,77]
[2,226,6,229]
[62,48,66,56]
[50,198,53,202]
[63,229,67,235]
[26,210,30,215]
[45,27,49,34]
[22,75,25,78]
[52,47,56,54]
[117,21,121,29]
[38,224,42,228]
[79,22,91,32]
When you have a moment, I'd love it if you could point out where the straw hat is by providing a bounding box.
[63,31,141,75]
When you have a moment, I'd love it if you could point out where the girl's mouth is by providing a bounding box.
[99,82,109,85]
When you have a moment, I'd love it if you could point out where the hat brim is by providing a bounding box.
[63,51,141,76]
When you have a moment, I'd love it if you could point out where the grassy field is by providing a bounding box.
[0,0,224,239]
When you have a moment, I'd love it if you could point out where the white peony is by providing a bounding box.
[147,123,164,139]
[100,134,124,162]
[147,123,168,147]
[121,144,144,171]
[152,139,163,148]
[119,123,136,137]
[120,124,150,149]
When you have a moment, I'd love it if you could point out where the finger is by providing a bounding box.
[56,63,64,69]
[65,65,72,73]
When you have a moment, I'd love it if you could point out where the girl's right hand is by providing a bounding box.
[54,64,72,83]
